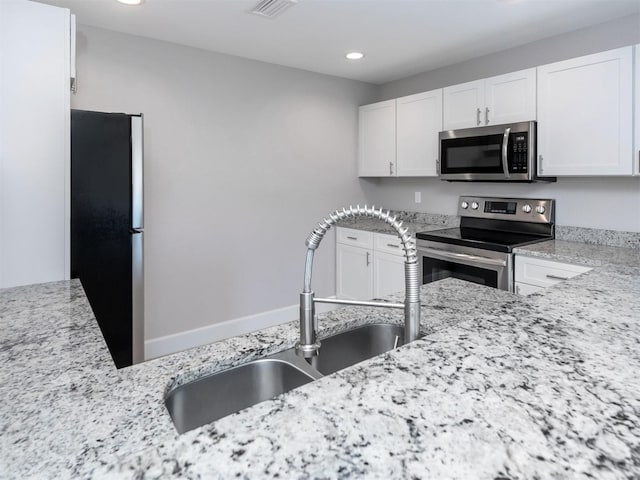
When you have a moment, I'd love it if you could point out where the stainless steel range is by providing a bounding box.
[416,196,555,292]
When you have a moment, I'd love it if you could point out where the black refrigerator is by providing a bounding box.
[71,109,144,368]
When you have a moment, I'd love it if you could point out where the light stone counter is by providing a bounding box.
[336,210,459,236]
[514,238,640,268]
[1,237,639,479]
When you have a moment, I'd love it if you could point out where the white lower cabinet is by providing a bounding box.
[336,242,374,300]
[514,282,545,296]
[514,255,592,295]
[336,228,404,300]
[373,251,405,298]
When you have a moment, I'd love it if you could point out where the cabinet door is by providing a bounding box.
[373,251,405,298]
[0,0,71,288]
[336,244,373,300]
[337,227,373,250]
[537,47,633,176]
[396,89,443,176]
[358,100,396,177]
[515,282,545,296]
[515,255,592,288]
[443,79,484,130]
[484,68,536,125]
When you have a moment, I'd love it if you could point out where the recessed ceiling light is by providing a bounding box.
[345,52,365,60]
[117,0,144,5]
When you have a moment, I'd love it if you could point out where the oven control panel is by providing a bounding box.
[458,196,554,224]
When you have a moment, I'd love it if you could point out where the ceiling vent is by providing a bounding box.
[250,0,298,19]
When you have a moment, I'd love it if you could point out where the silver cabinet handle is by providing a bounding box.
[366,251,371,266]
[476,108,481,126]
[546,274,570,281]
[386,243,400,248]
[389,162,394,176]
[485,107,490,124]
[346,236,358,241]
[539,154,544,174]
[501,127,511,179]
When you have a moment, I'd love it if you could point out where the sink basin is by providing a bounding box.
[306,323,405,375]
[165,358,314,434]
[165,323,413,433]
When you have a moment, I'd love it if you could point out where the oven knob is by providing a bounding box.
[522,204,532,213]
[461,201,469,209]
[471,202,479,210]
[536,205,546,214]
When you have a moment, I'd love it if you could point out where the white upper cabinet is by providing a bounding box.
[484,69,536,126]
[359,90,442,177]
[443,68,536,130]
[442,79,484,130]
[537,46,633,176]
[396,89,443,176]
[358,100,396,177]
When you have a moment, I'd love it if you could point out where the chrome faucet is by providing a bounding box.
[295,205,421,357]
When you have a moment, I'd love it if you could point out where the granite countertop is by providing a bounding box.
[336,210,459,236]
[1,232,639,478]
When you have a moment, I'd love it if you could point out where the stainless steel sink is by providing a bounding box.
[165,323,411,434]
[306,323,405,375]
[165,358,315,434]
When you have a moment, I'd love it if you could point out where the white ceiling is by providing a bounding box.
[39,0,640,84]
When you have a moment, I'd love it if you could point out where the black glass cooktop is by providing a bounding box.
[416,227,552,253]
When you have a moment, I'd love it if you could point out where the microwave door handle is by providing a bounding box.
[419,247,507,268]
[501,127,511,179]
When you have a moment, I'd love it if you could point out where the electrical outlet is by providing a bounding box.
[414,192,421,203]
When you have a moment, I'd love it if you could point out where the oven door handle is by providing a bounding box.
[501,127,511,179]
[419,247,507,268]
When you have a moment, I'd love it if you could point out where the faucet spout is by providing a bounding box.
[295,205,421,357]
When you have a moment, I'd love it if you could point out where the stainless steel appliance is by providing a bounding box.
[416,196,555,292]
[439,121,555,182]
[71,110,144,368]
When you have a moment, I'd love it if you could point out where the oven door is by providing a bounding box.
[417,240,513,291]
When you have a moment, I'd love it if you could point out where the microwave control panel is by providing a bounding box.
[509,132,529,173]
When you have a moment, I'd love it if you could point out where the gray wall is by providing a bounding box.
[72,25,377,340]
[365,14,640,232]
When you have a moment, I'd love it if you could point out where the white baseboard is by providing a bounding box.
[144,297,338,360]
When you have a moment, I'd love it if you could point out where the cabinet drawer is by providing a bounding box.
[515,255,592,288]
[515,282,545,296]
[374,233,404,256]
[336,227,373,249]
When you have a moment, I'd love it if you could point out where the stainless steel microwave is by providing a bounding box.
[438,121,555,182]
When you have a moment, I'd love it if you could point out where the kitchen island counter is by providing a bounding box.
[1,238,639,479]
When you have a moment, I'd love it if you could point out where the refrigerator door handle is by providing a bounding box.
[131,115,144,229]
[131,229,144,364]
